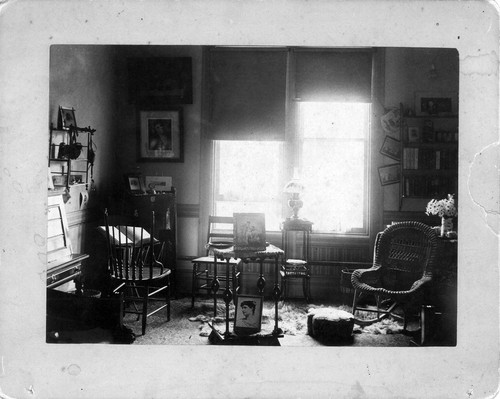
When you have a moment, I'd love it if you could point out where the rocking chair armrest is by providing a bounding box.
[409,275,433,292]
[351,268,381,292]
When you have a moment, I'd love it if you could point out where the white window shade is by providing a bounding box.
[294,50,373,103]
[208,49,288,141]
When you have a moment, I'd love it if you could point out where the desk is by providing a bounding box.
[213,244,284,339]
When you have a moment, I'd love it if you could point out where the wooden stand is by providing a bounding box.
[212,244,284,342]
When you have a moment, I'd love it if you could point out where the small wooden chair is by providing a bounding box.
[102,209,171,336]
[191,216,241,314]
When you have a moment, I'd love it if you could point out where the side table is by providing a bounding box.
[212,244,284,340]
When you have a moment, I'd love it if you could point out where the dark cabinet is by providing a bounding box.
[123,190,177,291]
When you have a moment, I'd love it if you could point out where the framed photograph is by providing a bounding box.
[415,91,458,116]
[144,176,172,192]
[124,174,145,194]
[407,127,421,143]
[138,109,184,162]
[52,174,67,187]
[58,106,77,130]
[233,213,267,252]
[234,295,264,336]
[378,164,401,186]
[380,136,401,160]
[127,57,193,105]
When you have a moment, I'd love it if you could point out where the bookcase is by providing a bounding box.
[399,104,458,210]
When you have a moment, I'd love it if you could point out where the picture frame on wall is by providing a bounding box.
[234,295,264,336]
[380,136,401,160]
[138,109,184,162]
[127,57,193,105]
[414,91,458,116]
[58,106,77,130]
[378,164,401,186]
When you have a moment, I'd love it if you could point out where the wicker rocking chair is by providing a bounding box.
[351,221,438,331]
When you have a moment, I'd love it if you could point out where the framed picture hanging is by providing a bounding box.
[137,109,184,162]
[58,106,77,130]
[414,91,458,116]
[127,57,193,105]
[380,136,401,160]
[378,164,401,186]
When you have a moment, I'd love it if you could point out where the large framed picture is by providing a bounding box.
[378,164,401,186]
[58,106,77,130]
[138,109,183,162]
[234,295,263,336]
[233,213,267,252]
[415,91,458,116]
[127,57,193,106]
[380,136,401,160]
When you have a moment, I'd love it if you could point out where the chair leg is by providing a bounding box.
[351,289,358,315]
[142,284,149,336]
[166,277,171,321]
[191,263,197,308]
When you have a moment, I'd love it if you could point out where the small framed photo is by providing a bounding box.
[58,106,77,130]
[144,176,173,192]
[233,213,267,252]
[380,136,401,160]
[138,109,183,162]
[234,295,264,336]
[124,174,145,194]
[378,164,401,186]
[407,127,421,143]
[52,174,67,187]
[415,91,458,116]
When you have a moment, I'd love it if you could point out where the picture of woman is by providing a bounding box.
[234,295,263,334]
[148,119,173,151]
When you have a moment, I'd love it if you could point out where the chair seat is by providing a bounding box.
[111,267,171,282]
[286,259,307,266]
[192,255,241,265]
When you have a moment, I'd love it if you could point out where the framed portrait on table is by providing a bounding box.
[137,109,184,162]
[234,295,263,336]
[124,174,145,195]
[233,213,267,252]
[58,106,77,130]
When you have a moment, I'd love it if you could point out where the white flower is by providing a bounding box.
[425,194,457,218]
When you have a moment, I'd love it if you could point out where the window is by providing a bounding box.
[212,102,370,235]
[208,48,374,235]
[213,140,284,231]
[298,102,370,233]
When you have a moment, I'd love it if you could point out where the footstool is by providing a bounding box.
[307,308,354,341]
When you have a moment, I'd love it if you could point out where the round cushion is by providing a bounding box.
[307,308,354,340]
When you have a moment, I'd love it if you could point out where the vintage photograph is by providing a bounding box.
[378,164,401,186]
[5,2,496,395]
[380,135,401,160]
[234,295,264,335]
[138,109,183,162]
[59,106,77,130]
[233,212,267,251]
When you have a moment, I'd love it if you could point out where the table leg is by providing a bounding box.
[222,258,233,338]
[211,257,220,319]
[257,259,266,295]
[272,255,282,335]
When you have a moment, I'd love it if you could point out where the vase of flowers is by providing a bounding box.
[425,194,457,237]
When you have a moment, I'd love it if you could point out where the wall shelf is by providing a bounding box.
[48,123,95,192]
